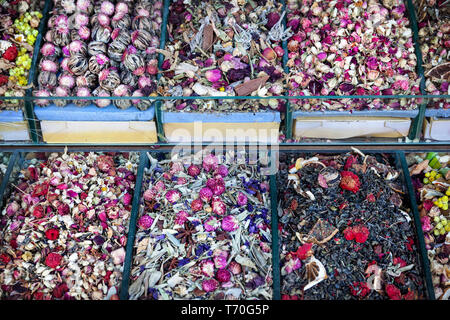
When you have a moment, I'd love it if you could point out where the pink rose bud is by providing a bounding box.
[213,251,228,269]
[212,197,226,215]
[206,178,217,189]
[221,215,239,232]
[111,248,125,265]
[262,47,276,61]
[174,210,189,225]
[203,154,219,172]
[165,190,181,204]
[143,188,156,201]
[204,216,219,232]
[177,177,187,185]
[216,269,231,283]
[191,198,203,212]
[201,259,215,277]
[6,202,19,216]
[123,193,132,205]
[98,210,107,222]
[138,214,154,229]
[273,46,285,57]
[154,181,166,192]
[216,165,228,177]
[237,192,248,206]
[228,261,242,275]
[199,187,213,203]
[205,69,222,82]
[202,279,219,292]
[187,164,200,177]
[119,235,127,246]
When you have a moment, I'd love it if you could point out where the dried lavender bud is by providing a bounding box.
[67,54,89,76]
[87,41,107,56]
[38,71,58,89]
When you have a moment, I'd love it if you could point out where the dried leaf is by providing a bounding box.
[202,24,215,51]
[233,75,270,96]
[410,160,429,176]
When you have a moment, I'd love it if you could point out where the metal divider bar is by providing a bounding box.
[119,150,149,300]
[270,172,281,300]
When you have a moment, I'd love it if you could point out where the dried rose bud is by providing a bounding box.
[199,187,213,203]
[174,210,189,225]
[143,188,156,201]
[138,214,154,229]
[212,197,226,216]
[204,216,219,232]
[203,154,219,172]
[111,248,125,265]
[221,215,239,232]
[6,202,19,216]
[202,279,219,293]
[216,269,231,283]
[187,164,200,177]
[228,261,242,275]
[191,198,203,212]
[45,252,63,269]
[165,190,181,204]
[201,260,215,277]
[205,69,222,83]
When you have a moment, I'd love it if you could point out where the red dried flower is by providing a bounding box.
[32,182,49,197]
[393,257,407,268]
[3,45,18,61]
[290,199,298,211]
[295,243,313,260]
[402,290,415,300]
[350,282,370,298]
[353,225,369,243]
[344,155,357,170]
[366,193,376,203]
[343,227,355,241]
[45,228,59,240]
[0,253,11,264]
[281,294,300,300]
[385,284,402,300]
[0,75,8,86]
[45,252,63,269]
[340,171,361,193]
[33,205,45,218]
[52,283,69,299]
[33,291,44,300]
[97,155,115,172]
[423,200,434,212]
[406,237,414,252]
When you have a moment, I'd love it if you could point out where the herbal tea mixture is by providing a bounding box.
[0,151,139,300]
[285,0,420,111]
[278,150,426,300]
[160,0,288,113]
[129,152,272,300]
[408,152,450,300]
[415,0,450,109]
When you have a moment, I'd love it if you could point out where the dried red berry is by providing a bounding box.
[343,227,355,241]
[350,281,370,298]
[340,171,361,193]
[2,45,18,61]
[353,225,369,243]
[385,284,402,300]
